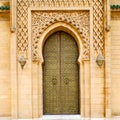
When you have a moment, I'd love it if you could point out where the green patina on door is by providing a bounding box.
[43,31,79,114]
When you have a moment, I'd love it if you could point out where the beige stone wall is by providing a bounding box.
[17,62,32,118]
[110,0,120,4]
[111,11,120,116]
[0,11,11,116]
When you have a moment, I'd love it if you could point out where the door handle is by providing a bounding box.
[52,77,57,85]
[64,78,69,85]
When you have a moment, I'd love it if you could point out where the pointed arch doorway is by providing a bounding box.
[43,31,80,115]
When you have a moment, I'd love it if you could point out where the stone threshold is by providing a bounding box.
[1,116,120,120]
[42,115,80,120]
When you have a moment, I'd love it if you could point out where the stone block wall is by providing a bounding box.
[110,0,120,4]
[0,1,10,117]
[111,11,120,116]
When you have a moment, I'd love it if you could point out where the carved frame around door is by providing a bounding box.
[28,8,91,118]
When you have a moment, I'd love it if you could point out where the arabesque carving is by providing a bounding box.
[31,11,90,61]
[17,0,91,58]
[16,0,104,60]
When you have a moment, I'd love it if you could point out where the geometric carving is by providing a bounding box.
[17,0,104,60]
[17,0,29,56]
[31,11,90,61]
[93,0,104,55]
[17,0,91,58]
[31,0,91,7]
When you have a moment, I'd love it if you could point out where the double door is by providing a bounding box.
[43,31,79,114]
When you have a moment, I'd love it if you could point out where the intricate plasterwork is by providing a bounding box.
[31,11,90,61]
[31,0,91,7]
[17,0,91,58]
[16,0,104,59]
[93,0,104,55]
[17,0,29,56]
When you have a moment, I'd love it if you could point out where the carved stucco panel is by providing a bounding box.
[16,0,104,60]
[93,0,104,55]
[31,11,90,61]
[30,0,91,7]
[17,0,29,57]
[16,0,91,58]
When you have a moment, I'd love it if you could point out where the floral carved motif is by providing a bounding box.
[31,11,90,61]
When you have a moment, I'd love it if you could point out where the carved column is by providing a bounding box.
[104,0,111,118]
[91,0,105,117]
[84,60,90,117]
[11,32,18,120]
[10,0,18,119]
[32,62,41,118]
[38,61,44,118]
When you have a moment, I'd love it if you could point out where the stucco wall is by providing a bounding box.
[111,11,120,116]
[110,0,120,4]
[0,12,11,116]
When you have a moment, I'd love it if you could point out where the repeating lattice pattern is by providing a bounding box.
[17,0,29,56]
[31,0,91,7]
[17,0,104,60]
[17,0,91,58]
[31,11,90,61]
[93,0,104,55]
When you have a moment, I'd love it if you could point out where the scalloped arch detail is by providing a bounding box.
[31,11,90,61]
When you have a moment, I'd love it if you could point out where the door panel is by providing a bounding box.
[61,32,79,114]
[43,32,60,114]
[43,31,79,114]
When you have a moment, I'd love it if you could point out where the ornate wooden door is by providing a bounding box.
[43,31,79,115]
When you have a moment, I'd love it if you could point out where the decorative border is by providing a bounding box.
[16,0,92,58]
[93,0,104,55]
[16,0,104,58]
[31,10,90,61]
[28,8,92,117]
